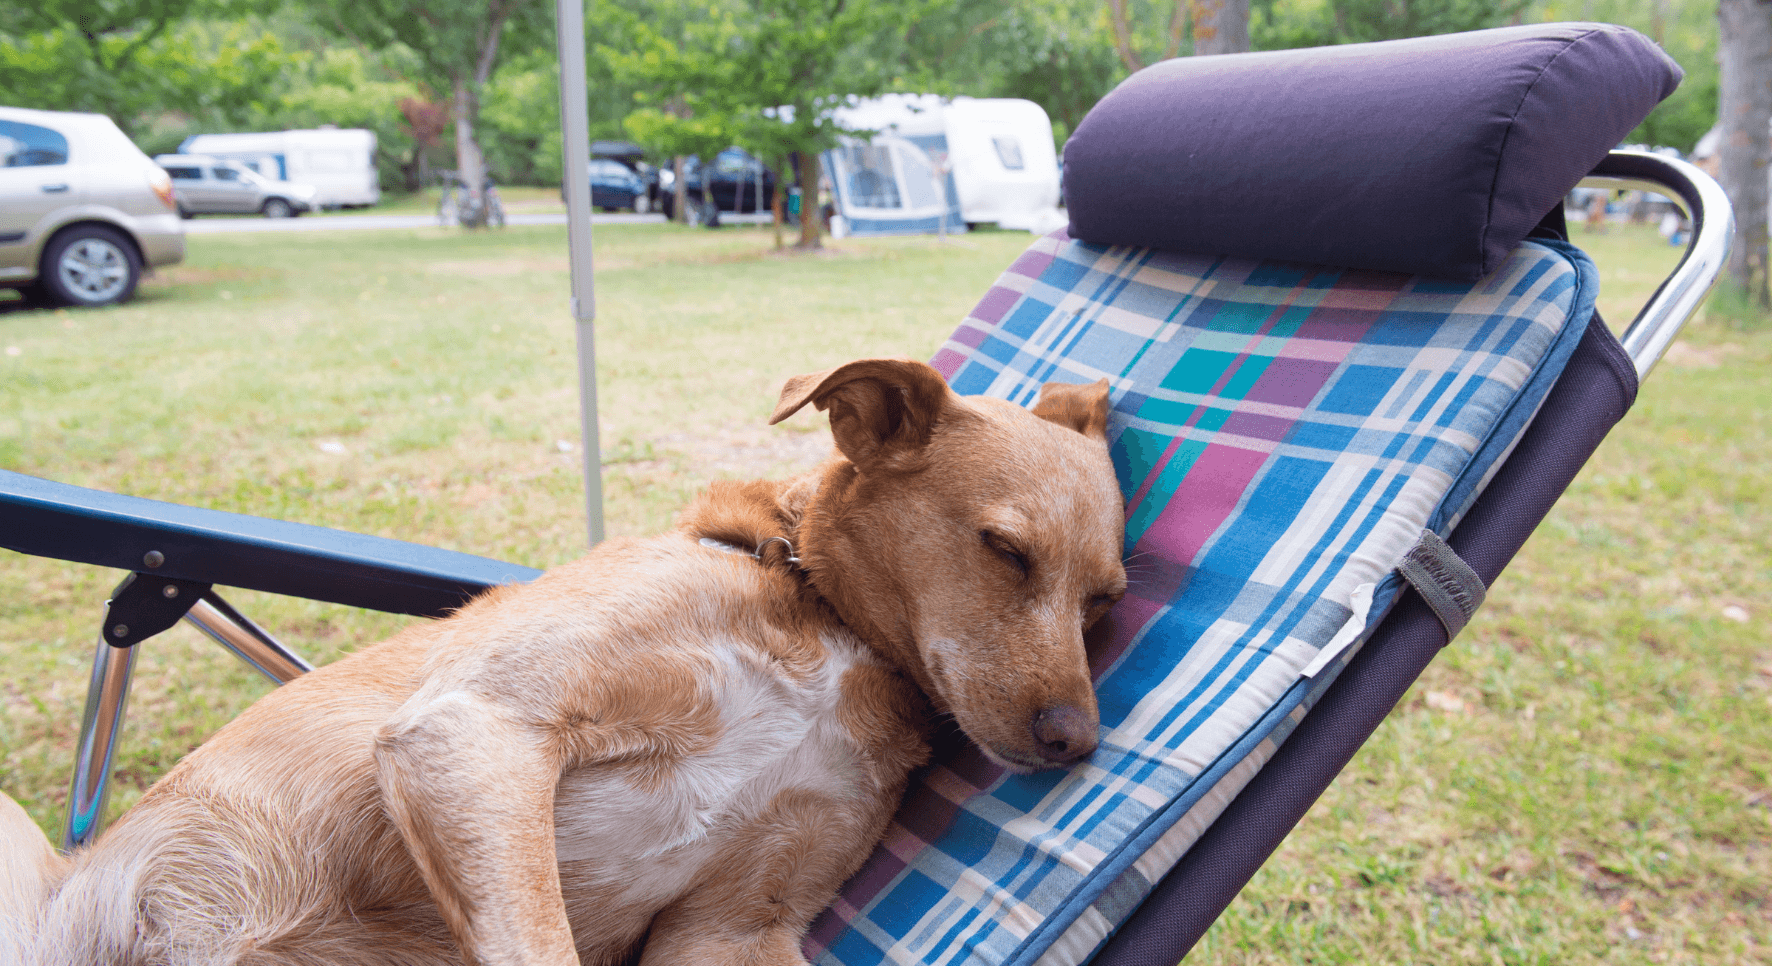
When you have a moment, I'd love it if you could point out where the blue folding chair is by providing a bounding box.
[0,21,1730,965]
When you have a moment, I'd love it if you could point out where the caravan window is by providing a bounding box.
[837,144,901,209]
[991,136,1025,171]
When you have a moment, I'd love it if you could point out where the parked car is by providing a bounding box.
[154,154,319,218]
[586,158,652,213]
[658,148,776,221]
[0,106,185,308]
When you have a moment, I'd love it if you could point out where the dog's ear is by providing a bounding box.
[1032,378,1112,442]
[770,358,954,470]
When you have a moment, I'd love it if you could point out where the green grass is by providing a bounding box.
[2,220,1767,963]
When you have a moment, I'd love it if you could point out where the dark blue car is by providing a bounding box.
[586,158,652,213]
[659,148,776,221]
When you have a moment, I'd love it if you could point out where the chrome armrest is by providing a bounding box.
[1579,150,1735,382]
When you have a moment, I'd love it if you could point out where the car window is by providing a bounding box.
[588,160,624,177]
[0,120,71,167]
[714,151,749,174]
[212,166,241,182]
[162,166,203,180]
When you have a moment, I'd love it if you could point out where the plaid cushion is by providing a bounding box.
[804,231,1596,966]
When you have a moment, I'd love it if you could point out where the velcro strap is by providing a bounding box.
[1398,530,1486,640]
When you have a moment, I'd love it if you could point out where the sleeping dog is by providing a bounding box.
[1,358,1126,966]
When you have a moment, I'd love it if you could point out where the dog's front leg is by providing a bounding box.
[375,691,578,966]
[637,787,896,966]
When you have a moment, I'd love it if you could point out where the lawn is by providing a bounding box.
[1,219,1767,964]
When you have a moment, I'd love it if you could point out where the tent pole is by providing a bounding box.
[555,0,604,546]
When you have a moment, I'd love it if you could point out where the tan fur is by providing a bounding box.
[0,358,1125,966]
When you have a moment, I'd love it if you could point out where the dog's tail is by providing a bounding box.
[0,791,70,961]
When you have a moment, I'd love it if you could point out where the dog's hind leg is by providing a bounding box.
[0,792,67,950]
[374,688,583,966]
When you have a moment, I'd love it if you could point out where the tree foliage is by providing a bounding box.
[602,0,942,243]
[306,0,554,196]
[1,0,295,137]
[1250,0,1530,47]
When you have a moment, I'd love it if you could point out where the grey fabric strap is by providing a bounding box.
[1397,529,1486,640]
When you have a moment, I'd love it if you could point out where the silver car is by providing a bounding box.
[0,106,185,308]
[154,154,319,219]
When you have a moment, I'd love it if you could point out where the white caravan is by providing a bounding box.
[179,129,379,208]
[823,95,1064,237]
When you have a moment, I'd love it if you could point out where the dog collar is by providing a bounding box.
[698,535,802,567]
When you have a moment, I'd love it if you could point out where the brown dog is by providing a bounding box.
[1,358,1126,966]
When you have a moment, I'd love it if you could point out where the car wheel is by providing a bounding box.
[262,198,295,218]
[177,205,193,220]
[633,193,650,215]
[40,226,141,308]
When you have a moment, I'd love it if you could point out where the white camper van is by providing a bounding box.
[824,96,1063,237]
[179,129,379,208]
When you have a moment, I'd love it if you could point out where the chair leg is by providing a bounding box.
[63,635,137,851]
[182,591,312,684]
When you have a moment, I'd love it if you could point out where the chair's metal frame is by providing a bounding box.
[4,151,1733,963]
[1585,151,1734,379]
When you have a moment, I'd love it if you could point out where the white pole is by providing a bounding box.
[555,0,604,546]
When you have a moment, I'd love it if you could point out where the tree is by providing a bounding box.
[1104,0,1191,69]
[622,105,735,223]
[263,47,426,191]
[0,1,293,137]
[1716,0,1772,306]
[1249,0,1530,48]
[606,0,934,248]
[1190,0,1249,54]
[311,0,552,204]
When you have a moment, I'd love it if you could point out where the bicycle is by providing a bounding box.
[436,173,505,229]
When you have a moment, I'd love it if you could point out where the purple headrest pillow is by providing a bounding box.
[1063,23,1682,280]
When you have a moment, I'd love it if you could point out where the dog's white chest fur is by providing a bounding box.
[552,632,872,912]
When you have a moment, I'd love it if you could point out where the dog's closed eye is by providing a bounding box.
[980,530,1030,578]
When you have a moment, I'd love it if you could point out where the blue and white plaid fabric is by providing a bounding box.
[805,232,1597,966]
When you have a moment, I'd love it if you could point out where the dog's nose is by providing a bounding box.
[1032,706,1097,763]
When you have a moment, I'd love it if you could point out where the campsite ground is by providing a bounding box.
[1,221,1766,964]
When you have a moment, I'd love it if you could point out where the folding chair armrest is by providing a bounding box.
[1582,150,1734,380]
[0,469,540,617]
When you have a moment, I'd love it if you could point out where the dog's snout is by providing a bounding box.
[1032,706,1097,763]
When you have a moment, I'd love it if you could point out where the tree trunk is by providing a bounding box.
[1105,0,1146,71]
[452,77,486,209]
[1718,0,1772,306]
[796,151,822,250]
[1191,0,1250,55]
[771,157,786,250]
